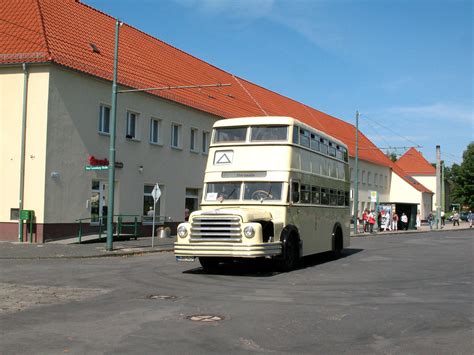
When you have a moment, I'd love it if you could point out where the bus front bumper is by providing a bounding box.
[174,241,282,258]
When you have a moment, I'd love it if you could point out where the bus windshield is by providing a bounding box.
[204,182,283,202]
[243,182,282,201]
[206,182,241,201]
[250,125,288,141]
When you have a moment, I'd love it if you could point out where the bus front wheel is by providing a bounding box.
[277,235,300,272]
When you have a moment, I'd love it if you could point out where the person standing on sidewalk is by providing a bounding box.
[362,210,368,233]
[401,212,408,230]
[468,211,474,228]
[452,211,460,226]
[441,210,445,228]
[427,211,434,230]
[392,212,399,231]
[416,210,421,229]
[368,210,376,233]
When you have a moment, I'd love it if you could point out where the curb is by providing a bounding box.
[0,246,174,260]
[351,227,471,238]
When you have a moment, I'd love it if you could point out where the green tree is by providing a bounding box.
[450,142,474,209]
[385,150,398,162]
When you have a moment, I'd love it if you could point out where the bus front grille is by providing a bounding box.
[190,216,241,241]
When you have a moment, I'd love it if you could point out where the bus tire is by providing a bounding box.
[277,229,300,272]
[199,257,221,271]
[332,225,343,259]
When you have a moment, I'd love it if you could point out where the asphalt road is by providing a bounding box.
[1,230,473,354]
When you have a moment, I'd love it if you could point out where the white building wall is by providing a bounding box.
[0,65,49,224]
[348,158,391,217]
[44,65,217,223]
[412,175,436,210]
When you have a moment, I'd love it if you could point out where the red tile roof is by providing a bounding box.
[396,148,436,176]
[0,0,431,193]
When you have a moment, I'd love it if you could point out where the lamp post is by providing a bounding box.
[353,111,359,234]
[106,19,120,251]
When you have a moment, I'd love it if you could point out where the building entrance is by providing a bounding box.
[91,180,108,225]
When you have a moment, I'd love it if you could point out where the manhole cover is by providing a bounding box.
[146,294,177,301]
[186,314,224,322]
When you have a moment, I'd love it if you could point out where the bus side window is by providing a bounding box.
[311,186,320,204]
[291,182,300,203]
[321,188,329,205]
[301,184,311,203]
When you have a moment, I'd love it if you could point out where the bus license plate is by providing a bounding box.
[176,256,196,262]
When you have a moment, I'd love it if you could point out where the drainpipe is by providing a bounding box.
[18,63,29,241]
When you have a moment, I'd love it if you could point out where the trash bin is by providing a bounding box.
[158,227,171,239]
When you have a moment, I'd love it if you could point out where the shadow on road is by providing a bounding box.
[182,248,363,277]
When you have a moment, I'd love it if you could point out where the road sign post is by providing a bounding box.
[151,184,161,248]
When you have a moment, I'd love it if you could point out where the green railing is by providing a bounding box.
[76,214,140,244]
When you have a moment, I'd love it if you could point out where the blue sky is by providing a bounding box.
[85,0,472,165]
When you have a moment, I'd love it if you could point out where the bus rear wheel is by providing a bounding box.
[332,227,343,259]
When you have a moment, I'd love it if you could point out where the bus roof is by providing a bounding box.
[212,116,348,150]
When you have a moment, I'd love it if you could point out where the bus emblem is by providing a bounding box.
[214,151,233,165]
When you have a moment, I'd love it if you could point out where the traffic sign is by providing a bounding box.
[152,184,161,202]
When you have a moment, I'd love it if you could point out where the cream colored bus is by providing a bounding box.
[175,117,350,270]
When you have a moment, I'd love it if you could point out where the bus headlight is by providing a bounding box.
[177,225,188,238]
[244,225,255,238]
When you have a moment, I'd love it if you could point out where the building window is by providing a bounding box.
[202,131,210,154]
[149,118,161,144]
[143,185,162,220]
[190,128,198,152]
[171,123,182,149]
[374,173,378,186]
[99,104,110,134]
[126,111,139,139]
[185,188,199,219]
[367,171,372,185]
[362,170,366,184]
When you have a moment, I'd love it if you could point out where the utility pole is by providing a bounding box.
[436,145,441,229]
[106,19,120,251]
[441,160,445,213]
[353,111,359,234]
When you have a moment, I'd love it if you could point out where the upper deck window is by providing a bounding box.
[299,129,310,147]
[214,127,247,143]
[250,125,288,141]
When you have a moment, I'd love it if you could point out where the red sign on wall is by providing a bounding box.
[88,156,109,166]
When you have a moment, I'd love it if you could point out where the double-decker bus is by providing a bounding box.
[175,116,350,270]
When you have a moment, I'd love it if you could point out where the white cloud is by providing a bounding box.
[174,0,275,19]
[386,102,473,124]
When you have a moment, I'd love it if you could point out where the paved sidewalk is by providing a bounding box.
[351,220,472,236]
[0,222,471,259]
[0,236,176,259]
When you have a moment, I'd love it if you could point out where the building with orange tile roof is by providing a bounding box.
[396,148,437,216]
[0,0,432,241]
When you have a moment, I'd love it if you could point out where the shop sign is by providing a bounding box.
[85,165,108,171]
[369,190,378,202]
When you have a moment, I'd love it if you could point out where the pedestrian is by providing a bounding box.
[416,210,421,229]
[185,208,190,221]
[468,211,474,228]
[441,210,445,228]
[452,211,460,226]
[362,210,368,233]
[368,210,376,233]
[392,212,399,231]
[383,210,392,231]
[427,211,434,230]
[401,212,408,230]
